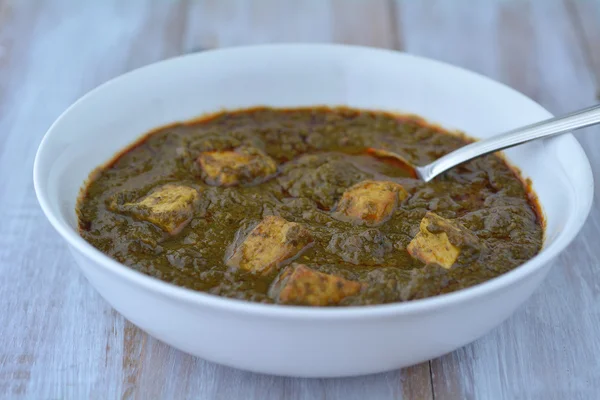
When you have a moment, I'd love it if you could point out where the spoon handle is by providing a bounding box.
[420,103,600,182]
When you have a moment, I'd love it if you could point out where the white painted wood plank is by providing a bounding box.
[569,0,600,96]
[330,0,399,49]
[396,0,600,398]
[182,0,334,50]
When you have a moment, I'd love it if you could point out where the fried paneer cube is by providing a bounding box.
[407,212,480,269]
[332,180,409,226]
[268,264,364,306]
[197,146,277,186]
[116,184,200,235]
[226,216,313,275]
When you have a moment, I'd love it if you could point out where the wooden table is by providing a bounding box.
[1,1,599,398]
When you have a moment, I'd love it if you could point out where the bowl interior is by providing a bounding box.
[34,45,593,306]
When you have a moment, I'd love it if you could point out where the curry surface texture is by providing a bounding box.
[77,107,543,306]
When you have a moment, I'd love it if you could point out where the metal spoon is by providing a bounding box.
[368,103,600,182]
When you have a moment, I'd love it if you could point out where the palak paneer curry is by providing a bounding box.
[76,107,543,306]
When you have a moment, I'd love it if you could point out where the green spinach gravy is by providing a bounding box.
[77,107,543,306]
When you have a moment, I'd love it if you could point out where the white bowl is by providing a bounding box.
[34,44,594,378]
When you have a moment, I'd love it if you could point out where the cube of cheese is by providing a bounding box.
[332,180,409,226]
[119,184,199,235]
[269,264,364,306]
[197,146,277,186]
[407,212,480,269]
[226,216,313,275]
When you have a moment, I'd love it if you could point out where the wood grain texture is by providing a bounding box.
[1,0,599,398]
[568,0,600,97]
[330,0,399,49]
[395,0,600,399]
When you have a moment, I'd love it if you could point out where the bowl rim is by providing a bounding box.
[33,43,595,320]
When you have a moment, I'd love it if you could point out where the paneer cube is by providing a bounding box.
[197,146,277,186]
[332,180,409,226]
[407,212,480,269]
[117,184,200,235]
[226,216,313,275]
[269,264,364,306]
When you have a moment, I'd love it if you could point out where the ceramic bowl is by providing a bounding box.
[34,44,594,378]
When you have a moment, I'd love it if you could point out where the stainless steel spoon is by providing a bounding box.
[369,103,600,182]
